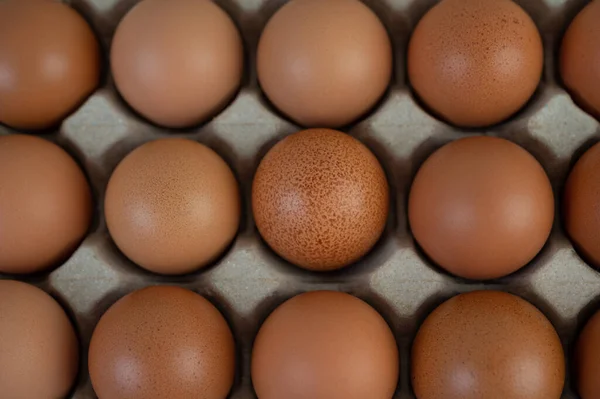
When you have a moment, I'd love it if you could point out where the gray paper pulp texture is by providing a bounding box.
[0,0,598,398]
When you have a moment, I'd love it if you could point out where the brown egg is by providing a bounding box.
[408,0,543,127]
[0,135,92,274]
[561,1,600,119]
[412,291,565,399]
[408,136,553,280]
[257,0,392,128]
[111,0,243,128]
[564,142,600,268]
[575,309,600,399]
[252,291,398,399]
[0,0,100,130]
[0,280,79,399]
[89,286,235,399]
[105,138,240,275]
[252,129,389,271]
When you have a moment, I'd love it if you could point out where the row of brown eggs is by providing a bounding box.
[2,129,600,280]
[5,279,600,399]
[1,0,599,131]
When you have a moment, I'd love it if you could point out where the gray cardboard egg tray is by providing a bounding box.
[1,0,599,397]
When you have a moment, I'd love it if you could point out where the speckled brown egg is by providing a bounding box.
[111,0,243,128]
[257,0,392,128]
[0,0,100,130]
[561,1,600,119]
[0,134,92,274]
[412,290,565,399]
[575,308,600,399]
[0,280,79,399]
[105,138,240,275]
[252,129,389,271]
[408,136,554,280]
[88,286,235,399]
[564,142,600,268]
[408,0,543,127]
[251,291,399,399]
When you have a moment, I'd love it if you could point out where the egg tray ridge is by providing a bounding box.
[1,0,599,397]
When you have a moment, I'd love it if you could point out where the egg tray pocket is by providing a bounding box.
[1,0,599,398]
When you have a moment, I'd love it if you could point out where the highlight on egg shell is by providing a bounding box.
[252,128,390,271]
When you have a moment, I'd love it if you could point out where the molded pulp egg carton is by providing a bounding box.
[1,0,599,398]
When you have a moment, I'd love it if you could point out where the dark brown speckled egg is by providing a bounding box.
[412,291,565,399]
[575,309,600,399]
[88,286,235,399]
[408,0,543,127]
[252,128,389,271]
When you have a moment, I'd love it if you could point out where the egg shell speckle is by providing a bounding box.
[252,128,389,271]
[88,286,236,399]
[105,138,240,275]
[408,0,543,127]
[412,290,565,399]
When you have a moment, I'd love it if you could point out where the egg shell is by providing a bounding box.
[257,0,392,128]
[408,0,543,127]
[560,0,600,119]
[412,290,565,399]
[111,0,243,128]
[0,0,100,130]
[575,309,600,399]
[251,291,399,399]
[252,128,389,271]
[88,286,236,399]
[104,138,240,275]
[564,142,600,268]
[408,136,554,280]
[0,280,79,399]
[0,134,93,274]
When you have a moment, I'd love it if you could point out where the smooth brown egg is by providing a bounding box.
[257,0,392,128]
[0,280,79,399]
[408,0,543,127]
[564,142,600,268]
[412,290,565,399]
[251,291,399,399]
[89,286,235,399]
[561,1,600,119]
[105,138,240,275]
[575,309,600,399]
[0,135,92,274]
[111,0,243,128]
[252,129,389,271]
[0,0,100,130]
[408,136,553,280]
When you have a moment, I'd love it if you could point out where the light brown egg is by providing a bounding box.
[0,135,92,274]
[0,280,79,399]
[408,0,543,127]
[561,1,600,119]
[105,138,240,275]
[111,0,243,128]
[575,309,600,399]
[412,290,565,399]
[257,0,392,128]
[89,286,235,399]
[408,136,554,280]
[251,291,399,399]
[0,0,100,130]
[564,142,600,268]
[252,129,389,271]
